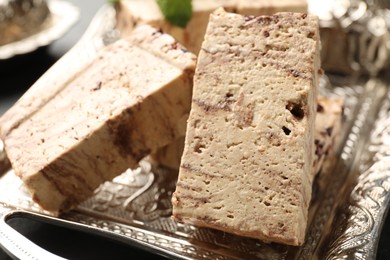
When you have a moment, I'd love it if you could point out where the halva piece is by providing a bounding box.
[172,9,321,246]
[0,25,196,212]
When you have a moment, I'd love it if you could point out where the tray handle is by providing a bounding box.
[0,211,66,260]
[0,210,188,260]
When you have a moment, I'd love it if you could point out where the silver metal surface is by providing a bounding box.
[1,2,390,259]
[0,210,188,259]
[0,211,66,260]
[323,0,390,76]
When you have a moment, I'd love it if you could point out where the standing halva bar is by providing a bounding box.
[172,8,321,246]
[0,25,196,212]
[115,0,309,164]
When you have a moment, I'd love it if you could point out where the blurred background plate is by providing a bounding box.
[0,0,79,60]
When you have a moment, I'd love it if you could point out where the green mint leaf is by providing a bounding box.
[108,0,120,4]
[156,0,192,28]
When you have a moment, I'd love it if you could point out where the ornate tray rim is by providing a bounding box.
[1,3,390,259]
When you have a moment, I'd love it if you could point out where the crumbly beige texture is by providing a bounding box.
[172,9,321,246]
[152,96,343,172]
[238,0,307,15]
[314,96,344,175]
[0,25,196,212]
[116,0,307,54]
[151,136,185,170]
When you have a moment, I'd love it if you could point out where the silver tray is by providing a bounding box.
[1,4,390,259]
[0,0,79,60]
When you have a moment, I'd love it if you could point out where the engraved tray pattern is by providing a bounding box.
[1,4,390,259]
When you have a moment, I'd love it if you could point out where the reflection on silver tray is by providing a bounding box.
[1,3,390,259]
[0,0,79,60]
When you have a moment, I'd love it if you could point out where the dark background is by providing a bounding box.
[0,0,389,259]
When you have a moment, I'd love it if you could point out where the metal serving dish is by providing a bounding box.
[0,0,79,59]
[1,1,390,259]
